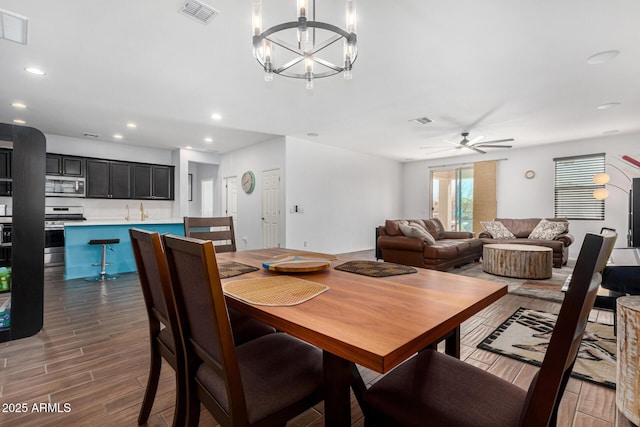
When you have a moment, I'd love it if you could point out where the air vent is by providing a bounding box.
[179,0,219,25]
[83,132,100,138]
[1,9,28,44]
[410,116,434,125]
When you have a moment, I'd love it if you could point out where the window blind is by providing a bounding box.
[554,153,605,220]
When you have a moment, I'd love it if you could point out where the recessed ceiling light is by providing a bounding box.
[586,50,620,65]
[25,67,46,76]
[211,113,222,120]
[11,102,27,109]
[113,134,123,140]
[204,137,213,143]
[185,146,193,150]
[126,122,137,128]
[13,119,26,124]
[410,116,434,125]
[597,102,621,110]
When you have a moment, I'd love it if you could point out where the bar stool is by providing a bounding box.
[86,238,120,281]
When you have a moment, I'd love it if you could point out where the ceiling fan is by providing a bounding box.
[442,132,514,154]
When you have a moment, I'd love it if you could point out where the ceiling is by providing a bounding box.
[1,0,639,162]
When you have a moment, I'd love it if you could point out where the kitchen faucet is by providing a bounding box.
[140,203,148,221]
[125,204,130,222]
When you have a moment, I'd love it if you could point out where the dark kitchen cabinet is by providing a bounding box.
[132,164,174,200]
[46,154,84,177]
[0,149,11,196]
[86,159,132,199]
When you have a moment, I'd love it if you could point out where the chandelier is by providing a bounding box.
[252,0,357,89]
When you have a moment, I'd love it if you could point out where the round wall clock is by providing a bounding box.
[241,170,256,194]
[524,170,536,179]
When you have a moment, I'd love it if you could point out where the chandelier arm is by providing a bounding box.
[265,35,304,56]
[307,34,343,56]
[312,57,342,73]
[275,56,305,74]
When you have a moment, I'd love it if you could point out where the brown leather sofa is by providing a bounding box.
[478,218,574,267]
[377,218,483,271]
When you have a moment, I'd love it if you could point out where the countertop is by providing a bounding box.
[64,218,183,226]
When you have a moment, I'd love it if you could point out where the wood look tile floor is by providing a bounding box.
[0,253,633,427]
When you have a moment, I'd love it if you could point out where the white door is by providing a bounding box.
[201,178,214,216]
[225,177,238,230]
[261,169,281,248]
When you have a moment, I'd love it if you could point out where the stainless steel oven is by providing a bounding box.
[44,206,85,267]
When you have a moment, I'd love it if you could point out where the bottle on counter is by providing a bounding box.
[0,267,9,292]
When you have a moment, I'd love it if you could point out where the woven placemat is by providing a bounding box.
[223,276,329,306]
[218,262,259,279]
[334,260,417,277]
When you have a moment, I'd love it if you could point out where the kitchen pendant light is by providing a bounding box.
[252,0,357,89]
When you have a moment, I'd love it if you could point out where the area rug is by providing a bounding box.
[335,260,417,277]
[478,307,616,389]
[218,262,259,279]
[510,281,565,303]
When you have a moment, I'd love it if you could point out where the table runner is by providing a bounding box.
[223,276,329,306]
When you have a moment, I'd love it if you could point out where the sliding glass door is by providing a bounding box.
[431,167,474,232]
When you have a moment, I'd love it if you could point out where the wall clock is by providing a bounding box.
[241,170,256,194]
[524,170,536,179]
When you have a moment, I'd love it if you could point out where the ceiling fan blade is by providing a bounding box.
[468,146,486,154]
[474,138,514,145]
[474,144,512,149]
[467,135,484,145]
[442,139,462,147]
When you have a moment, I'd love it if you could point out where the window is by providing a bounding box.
[431,166,474,232]
[554,153,605,220]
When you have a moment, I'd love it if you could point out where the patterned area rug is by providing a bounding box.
[218,262,259,279]
[335,260,417,277]
[478,307,616,389]
[510,281,565,303]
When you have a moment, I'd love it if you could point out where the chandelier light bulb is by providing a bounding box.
[297,0,308,18]
[264,71,274,82]
[346,0,357,33]
[252,0,262,36]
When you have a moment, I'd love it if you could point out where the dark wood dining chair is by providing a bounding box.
[130,229,276,426]
[184,216,237,253]
[162,234,324,427]
[129,228,187,427]
[359,231,616,427]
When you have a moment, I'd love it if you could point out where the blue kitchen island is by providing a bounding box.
[64,219,185,280]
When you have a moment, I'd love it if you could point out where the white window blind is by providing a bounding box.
[554,153,605,220]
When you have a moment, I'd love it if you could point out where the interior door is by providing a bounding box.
[261,169,281,248]
[201,178,214,216]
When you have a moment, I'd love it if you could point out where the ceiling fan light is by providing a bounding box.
[593,173,610,184]
[593,188,609,200]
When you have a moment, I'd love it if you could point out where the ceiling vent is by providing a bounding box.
[410,116,434,125]
[0,9,28,44]
[83,132,100,138]
[179,1,219,25]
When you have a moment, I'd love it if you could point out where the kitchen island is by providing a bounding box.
[64,219,184,280]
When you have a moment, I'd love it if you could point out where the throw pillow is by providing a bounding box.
[480,221,516,239]
[528,219,568,240]
[399,223,436,245]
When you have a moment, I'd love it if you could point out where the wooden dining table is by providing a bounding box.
[217,248,507,427]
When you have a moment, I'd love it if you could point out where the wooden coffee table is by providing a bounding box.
[483,244,553,279]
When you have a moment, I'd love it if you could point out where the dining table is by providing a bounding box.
[216,248,507,427]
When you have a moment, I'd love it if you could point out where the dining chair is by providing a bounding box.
[359,231,616,427]
[184,216,237,253]
[130,228,276,426]
[129,228,187,427]
[162,234,325,427]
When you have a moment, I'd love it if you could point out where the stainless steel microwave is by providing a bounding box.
[45,176,86,197]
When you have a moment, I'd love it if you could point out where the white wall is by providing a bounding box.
[285,137,403,254]
[220,137,286,250]
[403,132,640,257]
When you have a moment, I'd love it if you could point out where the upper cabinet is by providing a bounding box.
[132,164,173,200]
[86,159,132,199]
[0,149,11,196]
[46,154,84,177]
